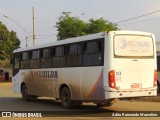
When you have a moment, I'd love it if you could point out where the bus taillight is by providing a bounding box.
[154,69,157,87]
[108,70,116,89]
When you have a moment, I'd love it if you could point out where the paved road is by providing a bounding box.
[0,82,160,120]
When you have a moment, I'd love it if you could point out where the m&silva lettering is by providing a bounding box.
[31,71,58,79]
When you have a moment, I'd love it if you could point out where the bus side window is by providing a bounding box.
[78,44,83,55]
[22,52,30,60]
[15,58,20,69]
[85,41,98,54]
[41,48,52,68]
[55,46,63,57]
[65,45,69,56]
[67,44,82,67]
[83,40,102,66]
[42,48,50,58]
[13,53,21,69]
[53,46,66,67]
[98,41,102,52]
[21,52,30,69]
[68,44,77,55]
[31,50,39,59]
[83,43,87,54]
[30,50,40,68]
[53,48,55,57]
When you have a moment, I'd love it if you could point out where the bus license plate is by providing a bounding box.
[131,84,140,88]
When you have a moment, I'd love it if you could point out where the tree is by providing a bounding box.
[87,18,119,34]
[55,12,119,40]
[0,22,20,62]
[55,12,87,40]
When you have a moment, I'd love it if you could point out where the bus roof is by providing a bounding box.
[13,31,106,53]
[13,30,154,53]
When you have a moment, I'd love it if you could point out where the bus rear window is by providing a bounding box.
[114,35,154,58]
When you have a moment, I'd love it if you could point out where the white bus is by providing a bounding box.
[12,31,157,109]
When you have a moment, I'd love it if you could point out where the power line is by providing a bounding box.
[4,15,32,37]
[120,16,160,26]
[20,34,57,42]
[36,34,57,37]
[116,9,160,24]
[25,34,56,39]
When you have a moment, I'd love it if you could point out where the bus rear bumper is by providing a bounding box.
[104,89,157,99]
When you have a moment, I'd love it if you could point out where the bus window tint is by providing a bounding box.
[83,41,102,66]
[22,52,29,60]
[31,50,39,59]
[78,44,83,55]
[68,44,77,55]
[41,48,52,68]
[55,47,63,56]
[67,44,82,66]
[13,53,21,69]
[98,41,102,52]
[30,50,40,68]
[21,52,30,68]
[84,42,99,54]
[53,46,66,67]
[42,49,50,58]
[15,58,20,69]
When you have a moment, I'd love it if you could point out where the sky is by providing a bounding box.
[0,0,160,47]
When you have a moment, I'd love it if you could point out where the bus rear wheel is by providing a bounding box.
[60,87,72,109]
[21,84,30,102]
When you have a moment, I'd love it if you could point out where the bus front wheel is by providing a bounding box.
[21,84,30,102]
[60,87,72,109]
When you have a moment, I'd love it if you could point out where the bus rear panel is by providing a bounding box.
[104,31,157,99]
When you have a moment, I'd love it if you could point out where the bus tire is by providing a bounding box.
[60,87,72,109]
[21,84,30,102]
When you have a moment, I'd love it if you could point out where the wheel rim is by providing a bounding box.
[61,87,72,108]
[62,91,69,104]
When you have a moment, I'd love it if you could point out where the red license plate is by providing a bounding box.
[131,84,140,88]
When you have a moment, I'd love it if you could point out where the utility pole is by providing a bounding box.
[32,7,36,47]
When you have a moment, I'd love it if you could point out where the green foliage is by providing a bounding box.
[55,12,120,40]
[0,22,20,61]
[55,12,87,40]
[87,18,119,34]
